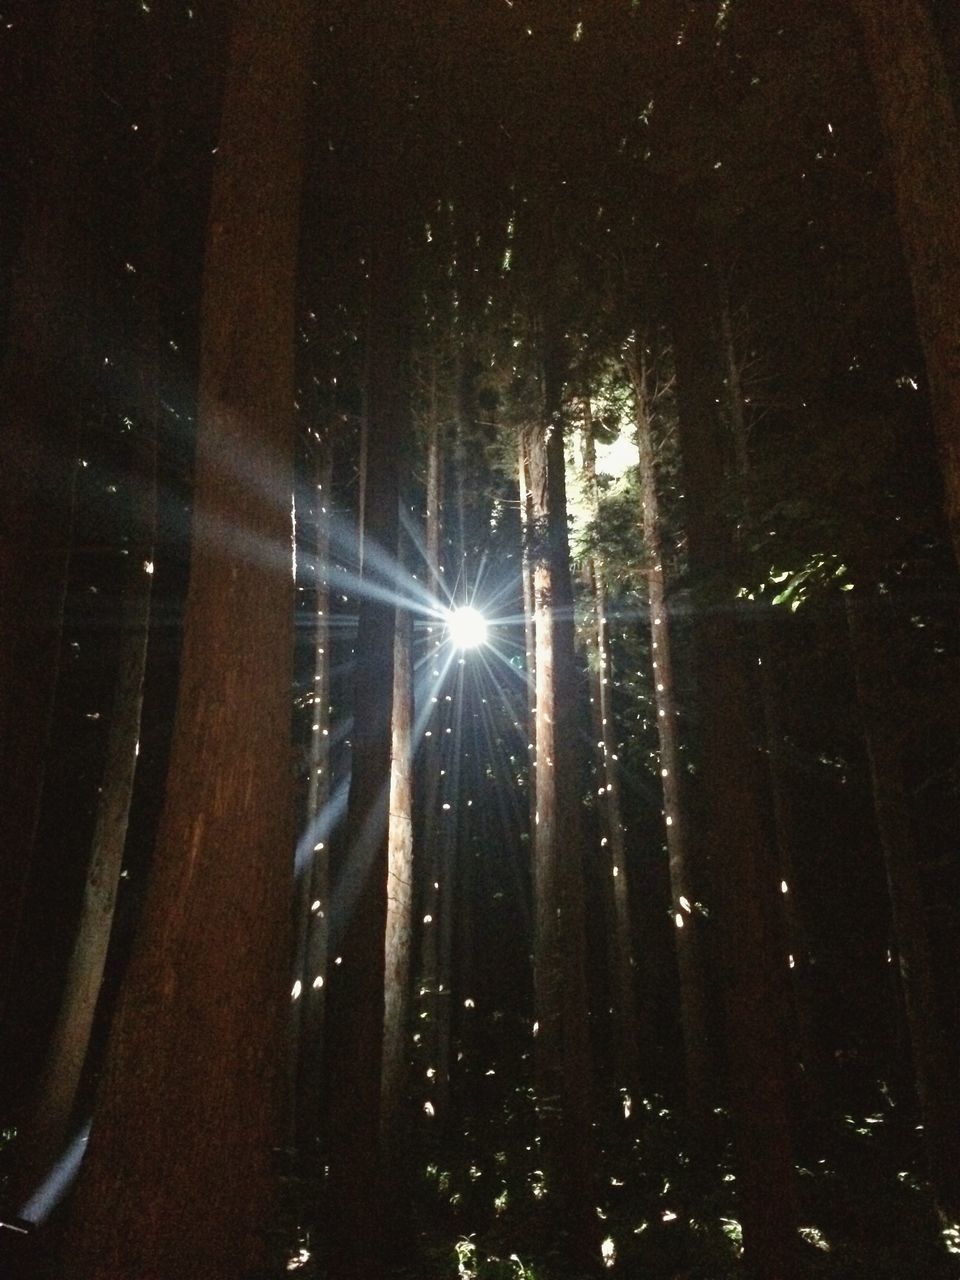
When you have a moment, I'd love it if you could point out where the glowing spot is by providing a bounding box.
[143,560,154,574]
[291,980,302,1000]
[662,1210,677,1222]
[601,1237,616,1267]
[447,605,487,649]
[679,896,691,913]
[675,913,684,928]
[312,975,323,989]
[780,879,789,894]
[424,1100,435,1117]
[798,1225,831,1252]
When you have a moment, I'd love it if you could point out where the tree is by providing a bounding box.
[323,208,411,1280]
[60,2,315,1274]
[577,400,640,1096]
[666,210,798,1277]
[526,337,596,1263]
[630,344,715,1132]
[850,0,960,564]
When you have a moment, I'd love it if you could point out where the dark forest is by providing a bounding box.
[1,1,960,1277]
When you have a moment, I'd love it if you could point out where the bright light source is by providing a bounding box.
[448,605,487,649]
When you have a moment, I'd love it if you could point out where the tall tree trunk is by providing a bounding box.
[324,230,409,1280]
[382,600,415,1148]
[0,0,95,1014]
[845,588,960,1220]
[61,3,314,1275]
[850,0,960,564]
[631,351,713,1130]
[419,358,446,1109]
[15,364,158,1216]
[293,435,333,1155]
[718,294,822,1104]
[667,220,798,1277]
[518,429,539,840]
[578,405,640,1095]
[527,340,596,1262]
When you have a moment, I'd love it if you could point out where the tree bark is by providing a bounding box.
[60,2,314,1274]
[518,429,539,841]
[718,292,822,1107]
[845,588,960,1221]
[324,222,410,1280]
[850,0,960,565]
[527,340,596,1262]
[667,220,798,1278]
[382,600,415,1147]
[578,405,640,1096]
[630,353,714,1131]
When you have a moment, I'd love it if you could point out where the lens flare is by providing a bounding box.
[447,606,487,649]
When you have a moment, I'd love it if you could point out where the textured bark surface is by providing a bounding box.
[382,603,415,1143]
[60,2,314,1274]
[632,364,713,1129]
[527,354,596,1260]
[667,221,798,1278]
[846,590,960,1221]
[851,0,960,564]
[0,0,95,1013]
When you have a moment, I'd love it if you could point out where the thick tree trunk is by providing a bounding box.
[293,436,333,1154]
[631,358,713,1130]
[578,407,640,1095]
[60,3,314,1275]
[527,345,596,1262]
[667,223,798,1278]
[850,0,960,564]
[0,0,95,1014]
[845,589,960,1221]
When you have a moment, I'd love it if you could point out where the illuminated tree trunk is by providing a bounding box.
[578,405,640,1095]
[845,588,960,1221]
[629,357,714,1129]
[0,0,95,1015]
[850,0,960,565]
[293,434,333,1153]
[527,342,596,1261]
[419,360,448,1116]
[518,429,539,838]
[61,2,314,1275]
[325,232,409,1280]
[382,600,415,1148]
[668,221,798,1277]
